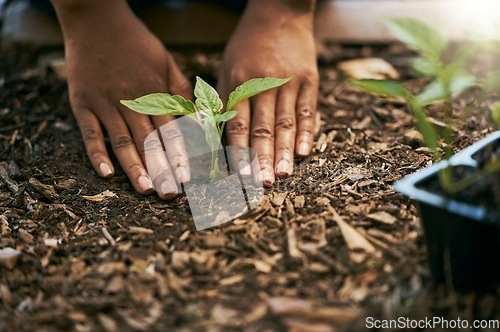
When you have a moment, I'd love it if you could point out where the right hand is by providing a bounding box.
[52,0,192,199]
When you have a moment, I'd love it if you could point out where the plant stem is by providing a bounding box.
[209,148,224,181]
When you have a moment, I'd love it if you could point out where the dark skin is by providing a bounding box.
[50,0,318,198]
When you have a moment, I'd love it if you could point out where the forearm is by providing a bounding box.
[49,0,149,48]
[247,0,317,14]
[49,0,134,33]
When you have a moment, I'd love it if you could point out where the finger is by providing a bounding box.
[150,54,194,184]
[144,130,178,200]
[250,90,277,187]
[225,98,252,177]
[73,106,114,178]
[102,112,154,195]
[157,119,190,184]
[295,80,318,158]
[119,110,156,163]
[274,81,299,177]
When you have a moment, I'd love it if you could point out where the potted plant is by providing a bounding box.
[351,18,500,291]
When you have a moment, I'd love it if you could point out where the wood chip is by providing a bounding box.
[19,228,34,244]
[28,178,58,201]
[0,247,21,269]
[171,251,190,271]
[253,260,272,273]
[338,57,399,80]
[287,227,304,260]
[272,192,288,207]
[294,195,305,209]
[202,234,226,248]
[269,297,360,323]
[44,238,61,248]
[82,190,117,201]
[328,205,377,263]
[219,274,244,286]
[367,211,397,225]
[128,227,154,234]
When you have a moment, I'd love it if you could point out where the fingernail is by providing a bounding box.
[176,167,190,183]
[298,142,310,156]
[160,181,178,196]
[138,175,154,192]
[238,160,252,177]
[276,159,290,176]
[257,169,274,187]
[99,162,113,177]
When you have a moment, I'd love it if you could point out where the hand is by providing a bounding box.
[218,0,319,186]
[52,0,191,199]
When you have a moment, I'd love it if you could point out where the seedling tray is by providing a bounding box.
[394,131,500,291]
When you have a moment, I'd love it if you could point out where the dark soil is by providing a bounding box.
[1,43,499,331]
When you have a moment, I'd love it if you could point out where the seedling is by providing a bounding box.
[121,76,291,181]
[350,17,500,194]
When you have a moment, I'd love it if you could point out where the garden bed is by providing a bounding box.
[0,44,499,331]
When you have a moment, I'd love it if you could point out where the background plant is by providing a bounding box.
[121,76,291,181]
[351,17,500,193]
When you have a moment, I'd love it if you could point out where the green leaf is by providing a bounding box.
[349,79,411,99]
[491,102,500,129]
[213,110,237,123]
[385,17,447,61]
[417,73,476,105]
[409,100,439,151]
[411,57,441,77]
[194,76,223,116]
[484,71,500,94]
[120,93,195,116]
[227,77,292,111]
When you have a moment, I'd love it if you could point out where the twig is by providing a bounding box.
[102,227,116,246]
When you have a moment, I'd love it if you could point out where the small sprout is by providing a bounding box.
[121,76,292,181]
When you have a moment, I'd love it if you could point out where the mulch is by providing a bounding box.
[0,43,499,331]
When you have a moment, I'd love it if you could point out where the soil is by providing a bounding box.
[1,43,499,331]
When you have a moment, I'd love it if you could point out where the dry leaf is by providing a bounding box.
[82,190,117,202]
[338,57,399,80]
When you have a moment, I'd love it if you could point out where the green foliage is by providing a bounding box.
[120,93,196,116]
[351,17,500,193]
[417,72,476,105]
[491,102,500,129]
[385,18,447,62]
[349,79,411,99]
[121,76,291,181]
[227,77,292,111]
[194,76,223,116]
